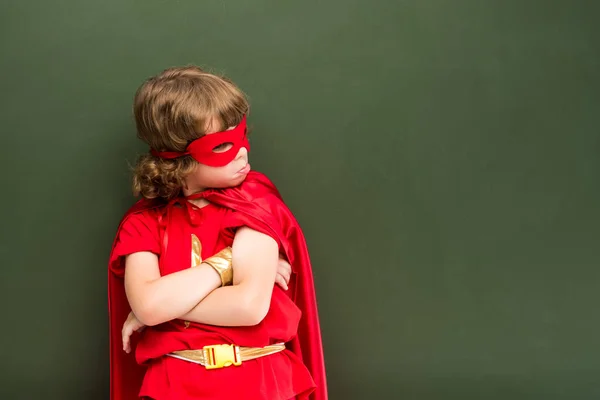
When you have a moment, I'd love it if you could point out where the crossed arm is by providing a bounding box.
[122,227,291,352]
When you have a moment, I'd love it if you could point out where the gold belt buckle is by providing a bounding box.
[203,344,242,370]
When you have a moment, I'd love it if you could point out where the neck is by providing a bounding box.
[182,187,210,208]
[188,198,210,208]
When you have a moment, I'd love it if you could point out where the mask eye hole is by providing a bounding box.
[212,142,233,153]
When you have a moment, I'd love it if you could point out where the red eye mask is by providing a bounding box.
[151,116,249,167]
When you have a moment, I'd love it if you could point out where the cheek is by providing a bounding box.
[196,164,214,179]
[197,164,229,183]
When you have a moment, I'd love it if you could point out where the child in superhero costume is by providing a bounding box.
[108,66,327,400]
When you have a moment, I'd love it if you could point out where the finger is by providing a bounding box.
[122,326,133,353]
[124,335,132,353]
[279,260,292,274]
[278,262,292,283]
[275,274,286,290]
[122,330,129,352]
[275,274,288,291]
[283,268,292,283]
[278,266,291,284]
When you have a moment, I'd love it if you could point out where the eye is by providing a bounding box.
[212,143,233,153]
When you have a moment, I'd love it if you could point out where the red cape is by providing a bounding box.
[108,171,327,399]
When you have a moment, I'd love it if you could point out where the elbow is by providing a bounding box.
[127,284,173,327]
[131,306,157,327]
[130,300,164,327]
[136,312,161,327]
[239,294,270,326]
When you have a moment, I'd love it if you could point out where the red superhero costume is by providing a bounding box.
[108,171,327,400]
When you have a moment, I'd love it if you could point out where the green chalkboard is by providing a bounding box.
[1,1,599,399]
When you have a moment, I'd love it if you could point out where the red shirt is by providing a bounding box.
[113,203,315,400]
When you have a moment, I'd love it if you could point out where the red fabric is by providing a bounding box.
[115,203,313,399]
[108,171,327,400]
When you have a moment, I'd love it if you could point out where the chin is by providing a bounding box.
[231,175,247,186]
[210,176,244,189]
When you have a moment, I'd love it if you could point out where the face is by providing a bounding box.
[183,118,251,195]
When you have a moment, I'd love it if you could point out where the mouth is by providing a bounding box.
[237,164,251,175]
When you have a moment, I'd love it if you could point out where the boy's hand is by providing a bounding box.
[122,311,145,353]
[275,256,292,291]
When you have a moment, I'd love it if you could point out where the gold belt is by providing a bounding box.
[167,343,286,370]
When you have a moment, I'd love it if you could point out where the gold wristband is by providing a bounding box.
[203,247,233,286]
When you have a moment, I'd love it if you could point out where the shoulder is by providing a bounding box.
[238,171,285,205]
[207,171,287,217]
[242,171,280,193]
[112,199,165,257]
[218,171,283,202]
[211,172,288,239]
[239,172,293,218]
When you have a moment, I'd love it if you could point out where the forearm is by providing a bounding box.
[126,263,221,326]
[180,284,271,326]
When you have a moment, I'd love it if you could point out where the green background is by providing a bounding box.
[1,1,598,399]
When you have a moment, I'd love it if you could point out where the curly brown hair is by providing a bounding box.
[131,66,249,200]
